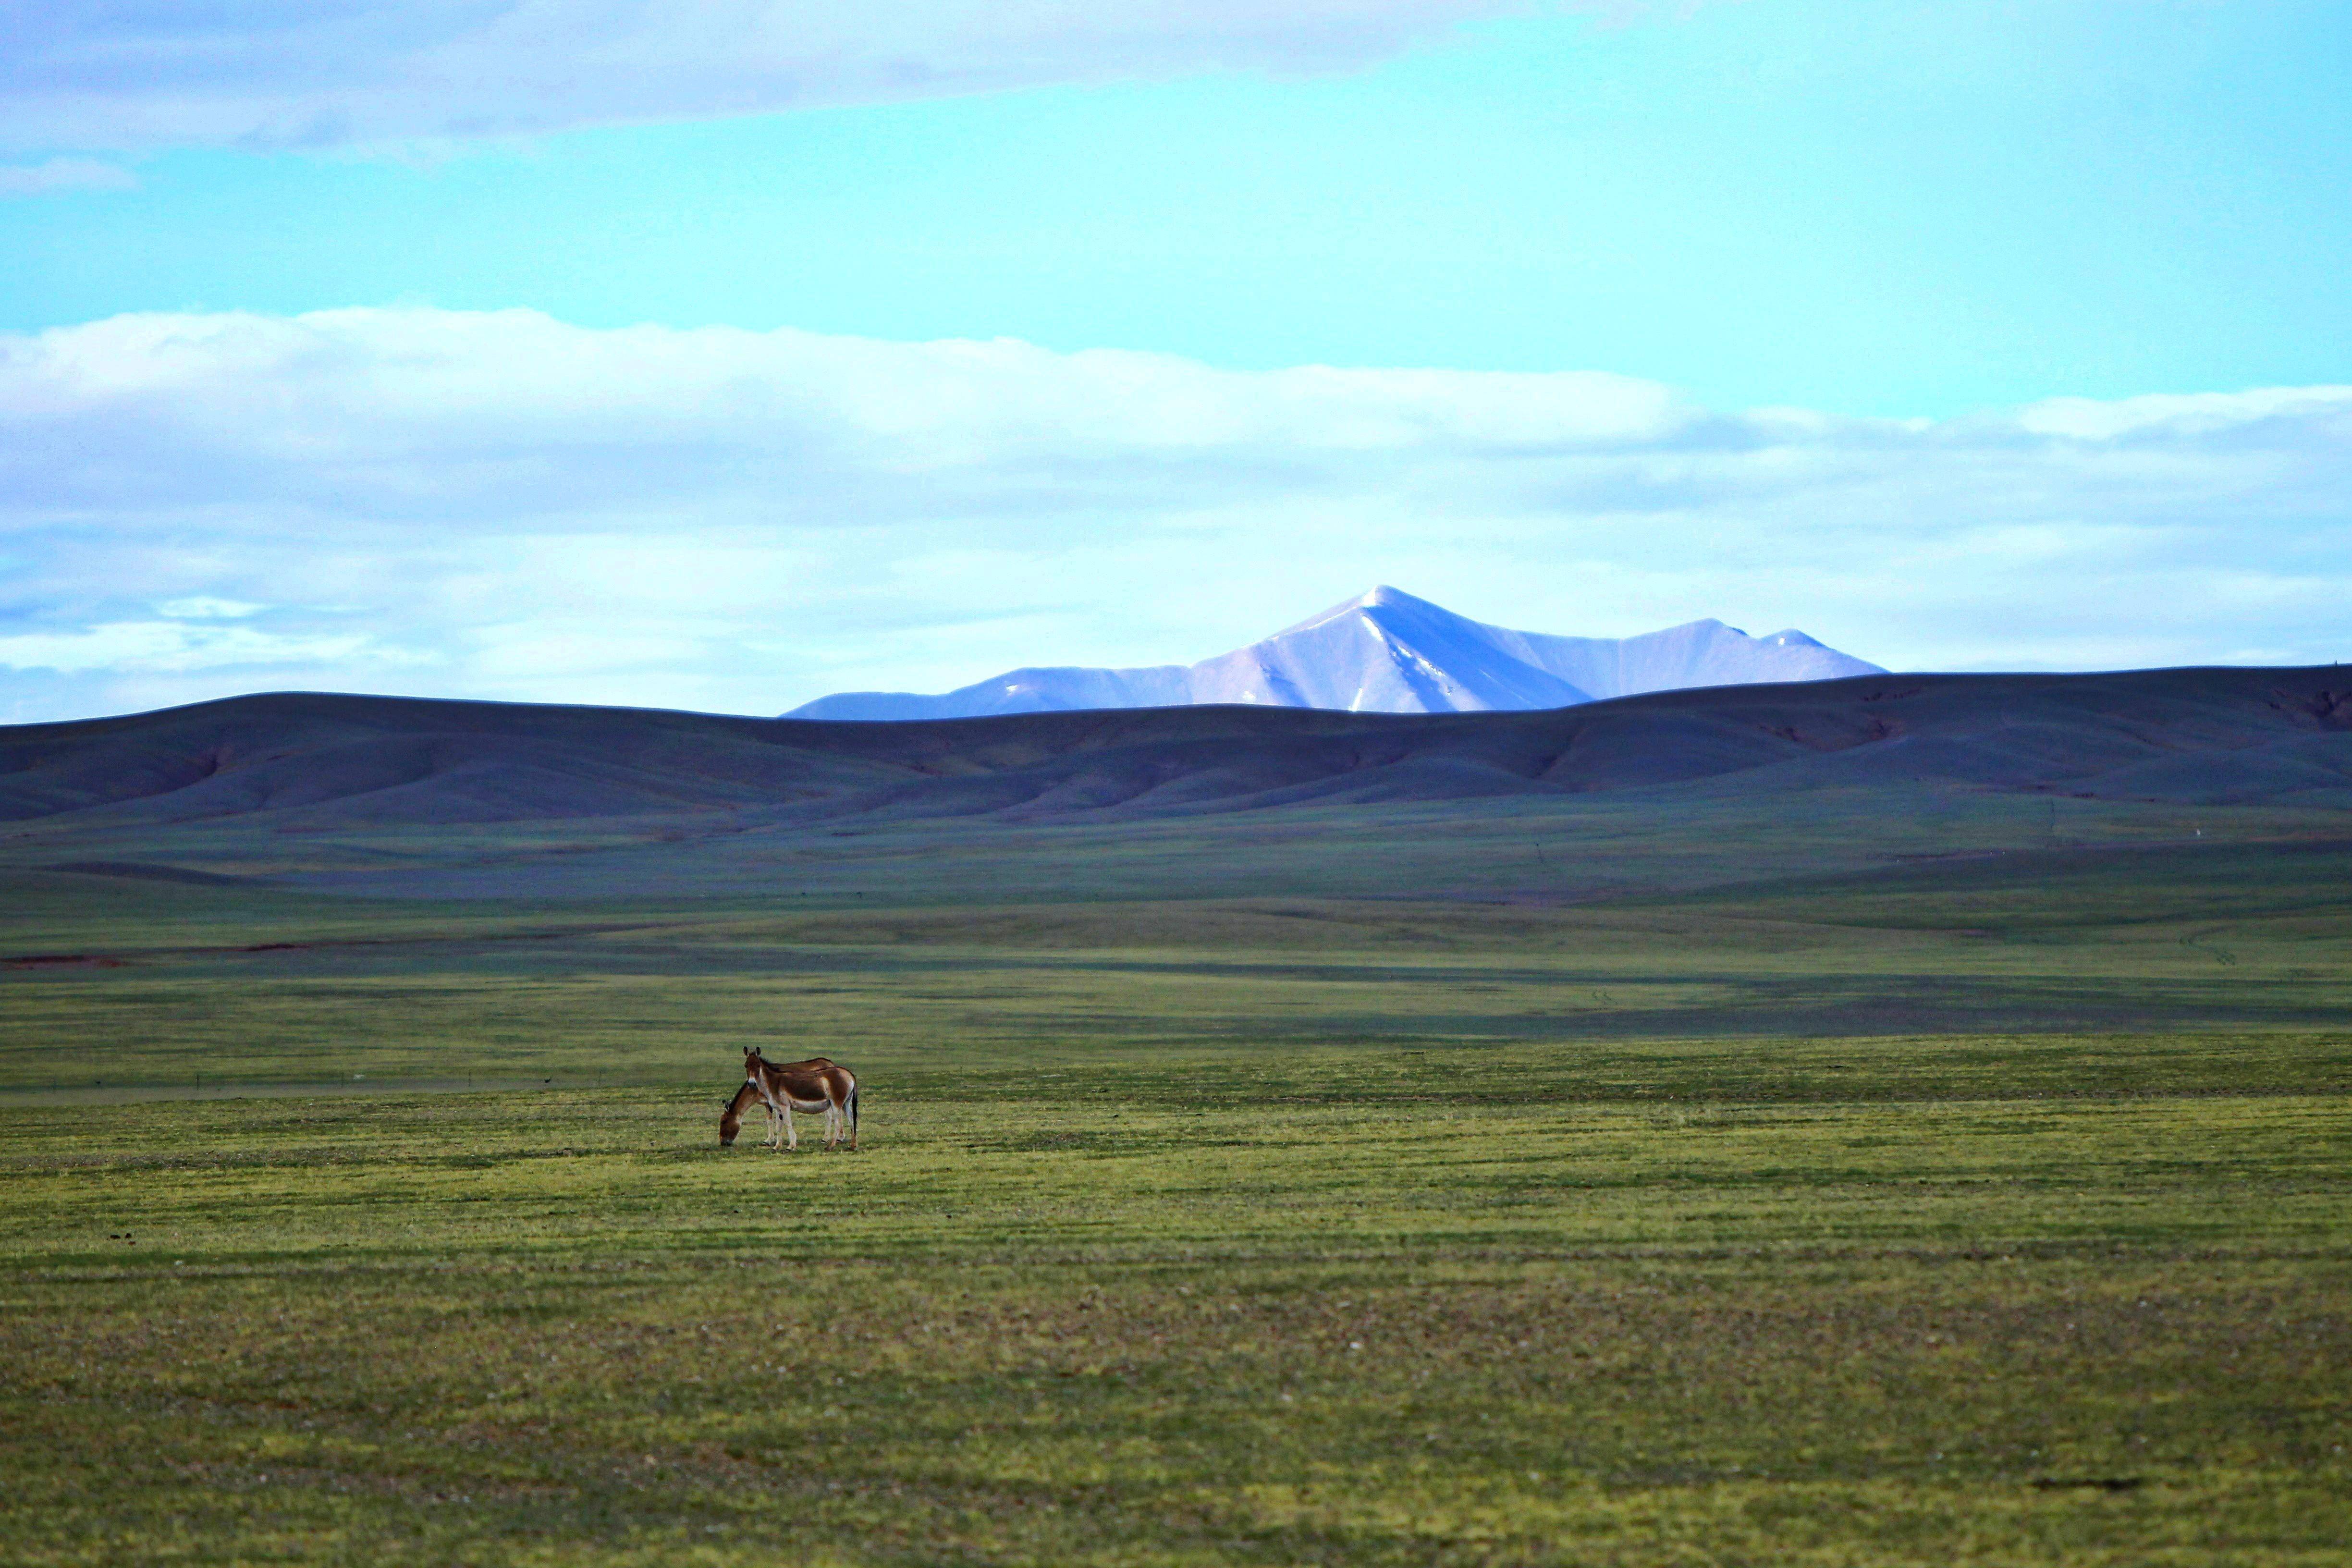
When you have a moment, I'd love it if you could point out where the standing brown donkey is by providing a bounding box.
[720,1048,858,1151]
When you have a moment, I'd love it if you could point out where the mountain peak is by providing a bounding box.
[1283,584,1437,637]
[786,591,1884,720]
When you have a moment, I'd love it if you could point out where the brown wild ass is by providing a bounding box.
[720,1048,858,1152]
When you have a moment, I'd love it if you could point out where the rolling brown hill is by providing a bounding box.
[4,666,2350,833]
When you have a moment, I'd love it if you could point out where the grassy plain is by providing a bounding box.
[3,788,2350,1564]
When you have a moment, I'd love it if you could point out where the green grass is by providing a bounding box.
[4,790,2350,1563]
[7,848,2352,1096]
[4,1046,2349,1566]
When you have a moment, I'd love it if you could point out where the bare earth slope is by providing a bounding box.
[4,666,2350,835]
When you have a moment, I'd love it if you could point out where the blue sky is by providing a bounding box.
[2,0,2349,721]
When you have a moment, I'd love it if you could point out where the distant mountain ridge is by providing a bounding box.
[787,587,1883,720]
[8,667,2352,844]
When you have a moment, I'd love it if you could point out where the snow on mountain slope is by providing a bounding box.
[786,587,1883,719]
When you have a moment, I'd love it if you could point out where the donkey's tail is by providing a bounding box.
[847,1081,859,1136]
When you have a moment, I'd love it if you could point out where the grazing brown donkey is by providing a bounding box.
[720,1048,858,1152]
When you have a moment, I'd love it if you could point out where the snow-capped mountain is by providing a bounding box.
[786,587,1884,720]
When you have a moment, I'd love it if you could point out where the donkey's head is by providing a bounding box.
[719,1078,758,1147]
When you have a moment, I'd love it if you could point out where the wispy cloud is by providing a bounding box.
[1,306,2346,723]
[156,597,266,621]
[0,620,411,677]
[2,0,1559,154]
[0,156,136,195]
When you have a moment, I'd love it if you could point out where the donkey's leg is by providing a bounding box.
[783,1103,797,1151]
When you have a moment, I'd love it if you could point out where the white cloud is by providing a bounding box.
[0,305,2347,723]
[2013,386,2352,442]
[1,0,1558,154]
[0,620,418,676]
[157,596,266,620]
[0,156,137,195]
